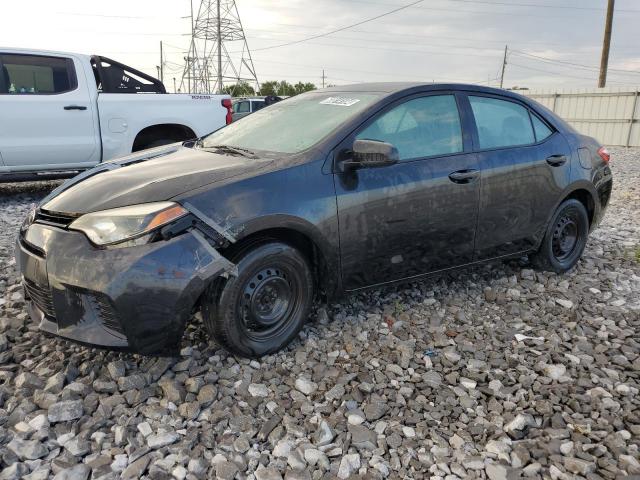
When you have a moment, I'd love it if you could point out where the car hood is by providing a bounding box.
[41,143,274,214]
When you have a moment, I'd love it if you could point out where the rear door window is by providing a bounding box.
[0,54,76,94]
[252,100,265,111]
[235,101,250,113]
[356,94,463,161]
[469,96,535,149]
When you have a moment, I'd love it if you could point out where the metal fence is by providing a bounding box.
[522,88,640,147]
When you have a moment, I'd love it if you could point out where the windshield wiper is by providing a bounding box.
[205,144,256,158]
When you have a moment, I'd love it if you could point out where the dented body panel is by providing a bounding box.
[17,224,234,354]
[16,83,612,354]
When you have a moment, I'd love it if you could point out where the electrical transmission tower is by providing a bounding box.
[181,0,259,94]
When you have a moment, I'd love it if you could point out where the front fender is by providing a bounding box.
[177,160,341,295]
[237,213,340,280]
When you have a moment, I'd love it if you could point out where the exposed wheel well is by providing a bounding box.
[132,124,196,152]
[220,228,330,299]
[564,189,595,226]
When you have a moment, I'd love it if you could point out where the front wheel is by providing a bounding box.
[531,199,589,273]
[202,242,314,358]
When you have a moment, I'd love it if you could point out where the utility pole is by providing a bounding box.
[173,77,177,93]
[322,69,325,88]
[190,0,195,93]
[499,45,508,89]
[598,0,615,88]
[156,66,161,79]
[217,0,223,93]
[159,41,164,83]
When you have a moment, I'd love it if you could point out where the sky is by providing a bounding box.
[2,0,639,91]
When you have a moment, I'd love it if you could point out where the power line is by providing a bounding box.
[511,50,640,76]
[250,0,424,52]
[448,0,640,13]
[55,12,188,19]
[253,58,492,83]
[247,24,570,48]
[245,32,504,55]
[508,62,633,85]
[341,0,640,17]
[232,38,502,58]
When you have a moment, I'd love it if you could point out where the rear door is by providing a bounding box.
[463,93,572,260]
[334,92,481,289]
[0,52,100,170]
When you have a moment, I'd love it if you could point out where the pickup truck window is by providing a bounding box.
[202,92,381,154]
[0,54,76,95]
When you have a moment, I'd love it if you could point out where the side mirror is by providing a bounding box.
[341,139,399,171]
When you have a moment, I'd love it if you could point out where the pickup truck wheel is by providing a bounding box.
[202,242,313,358]
[531,199,589,274]
[144,139,175,149]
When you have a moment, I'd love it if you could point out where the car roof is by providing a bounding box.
[320,82,526,100]
[0,46,92,61]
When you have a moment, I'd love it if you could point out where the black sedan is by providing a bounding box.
[16,83,613,357]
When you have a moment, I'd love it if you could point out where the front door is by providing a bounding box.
[0,53,99,170]
[334,92,481,290]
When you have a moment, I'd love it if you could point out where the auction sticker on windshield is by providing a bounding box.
[319,97,361,107]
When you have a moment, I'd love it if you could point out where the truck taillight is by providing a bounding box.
[222,99,232,125]
[597,146,610,163]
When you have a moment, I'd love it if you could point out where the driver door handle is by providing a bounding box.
[546,154,567,166]
[64,105,87,111]
[448,169,479,184]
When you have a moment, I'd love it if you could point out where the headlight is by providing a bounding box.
[20,206,37,234]
[69,202,188,246]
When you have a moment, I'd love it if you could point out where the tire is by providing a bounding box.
[531,199,589,273]
[143,139,176,149]
[202,242,314,358]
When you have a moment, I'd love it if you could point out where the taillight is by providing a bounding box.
[221,98,232,125]
[597,146,610,163]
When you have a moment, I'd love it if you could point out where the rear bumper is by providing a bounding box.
[593,166,613,228]
[16,224,234,355]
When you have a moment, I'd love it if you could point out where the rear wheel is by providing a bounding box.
[202,242,313,358]
[531,199,589,273]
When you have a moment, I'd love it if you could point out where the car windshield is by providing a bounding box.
[201,92,381,154]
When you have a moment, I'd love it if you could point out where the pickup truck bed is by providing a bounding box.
[0,48,231,180]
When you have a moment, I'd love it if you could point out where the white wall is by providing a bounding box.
[522,88,640,147]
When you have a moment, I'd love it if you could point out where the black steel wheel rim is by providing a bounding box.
[551,210,579,261]
[239,266,300,341]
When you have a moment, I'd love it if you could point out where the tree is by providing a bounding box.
[258,80,279,96]
[293,82,317,95]
[258,80,317,97]
[222,81,255,96]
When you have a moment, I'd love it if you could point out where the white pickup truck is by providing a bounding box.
[0,47,232,181]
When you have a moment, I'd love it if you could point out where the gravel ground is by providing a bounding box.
[0,148,638,480]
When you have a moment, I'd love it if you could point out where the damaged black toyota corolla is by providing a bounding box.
[16,83,613,357]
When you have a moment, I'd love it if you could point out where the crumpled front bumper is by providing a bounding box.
[16,223,234,355]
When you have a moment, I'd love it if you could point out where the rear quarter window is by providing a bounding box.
[531,113,553,141]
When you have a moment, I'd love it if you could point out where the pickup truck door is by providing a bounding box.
[0,52,100,171]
